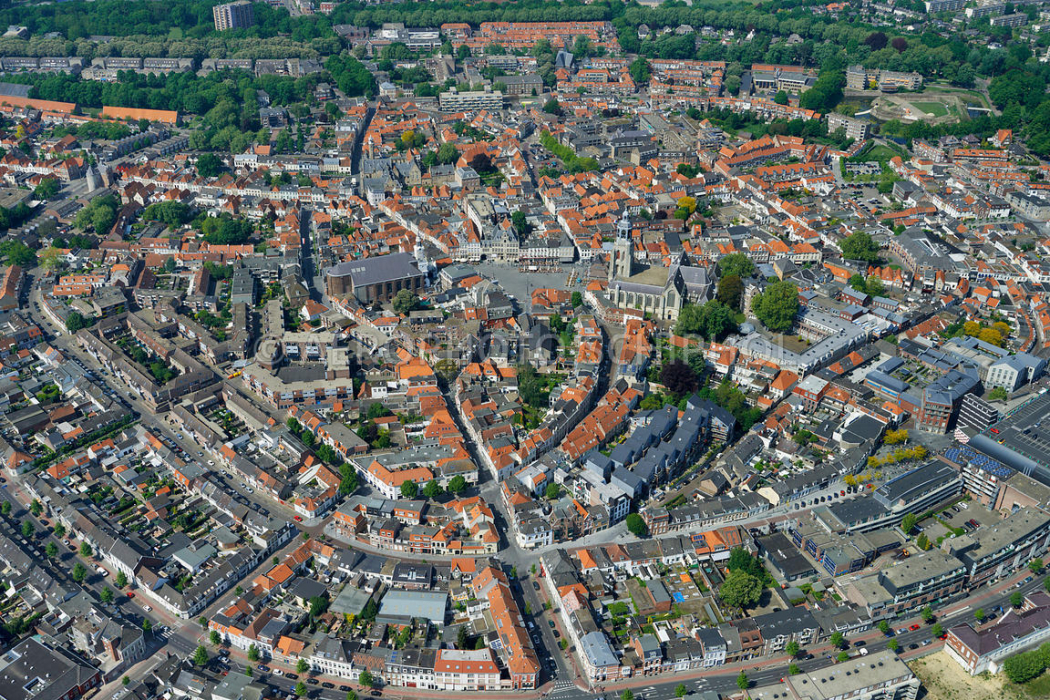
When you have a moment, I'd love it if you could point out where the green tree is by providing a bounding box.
[359,669,375,688]
[546,483,562,500]
[932,623,944,638]
[921,606,935,623]
[0,501,9,517]
[1030,558,1044,574]
[975,608,985,623]
[786,641,800,658]
[53,523,66,538]
[774,90,789,105]
[878,620,890,635]
[392,289,419,314]
[286,417,302,434]
[1011,591,1024,608]
[837,650,851,662]
[543,98,562,115]
[675,684,687,698]
[888,639,899,652]
[295,681,308,697]
[193,645,208,667]
[210,630,222,646]
[80,541,93,557]
[100,587,114,603]
[447,475,467,495]
[719,569,762,610]
[716,274,744,310]
[830,631,845,649]
[901,513,917,536]
[622,690,635,700]
[989,387,1009,401]
[718,252,755,279]
[457,625,469,649]
[571,291,583,308]
[21,520,33,539]
[401,480,419,499]
[751,280,800,333]
[142,619,152,632]
[737,672,749,690]
[625,513,648,537]
[65,311,93,333]
[840,231,880,263]
[629,58,651,84]
[196,153,224,178]
[45,541,58,558]
[296,659,309,674]
[422,480,443,500]
[347,692,358,700]
[248,643,260,661]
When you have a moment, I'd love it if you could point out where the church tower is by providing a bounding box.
[610,211,634,282]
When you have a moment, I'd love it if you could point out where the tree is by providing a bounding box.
[196,153,224,178]
[625,513,648,538]
[53,523,65,538]
[142,619,152,632]
[21,520,33,539]
[629,58,651,84]
[511,210,530,235]
[830,631,845,649]
[888,639,899,652]
[751,281,800,333]
[921,606,935,623]
[543,98,562,115]
[789,663,801,675]
[193,645,208,667]
[297,659,310,674]
[122,676,131,687]
[675,683,687,698]
[392,289,419,314]
[717,274,744,310]
[400,480,419,499]
[66,311,93,333]
[546,483,562,500]
[989,387,1009,401]
[720,569,762,610]
[622,690,635,700]
[347,692,358,700]
[837,650,851,662]
[359,669,375,688]
[80,541,93,558]
[295,681,308,697]
[1011,591,1024,608]
[884,429,909,445]
[719,253,754,279]
[457,625,469,649]
[1028,558,1044,575]
[39,246,64,271]
[737,672,749,690]
[975,608,986,623]
[247,643,260,661]
[309,596,329,619]
[422,480,443,500]
[210,630,222,646]
[786,641,800,658]
[878,620,891,635]
[774,90,789,105]
[931,623,944,638]
[45,541,58,558]
[660,359,698,397]
[0,501,9,517]
[468,152,495,174]
[901,513,917,535]
[448,475,467,495]
[571,291,583,308]
[286,417,301,433]
[100,587,114,603]
[840,231,880,263]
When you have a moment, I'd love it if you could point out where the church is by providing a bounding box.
[607,213,714,322]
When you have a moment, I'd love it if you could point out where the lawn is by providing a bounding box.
[912,101,949,118]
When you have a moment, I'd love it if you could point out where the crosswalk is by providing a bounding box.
[548,680,577,695]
